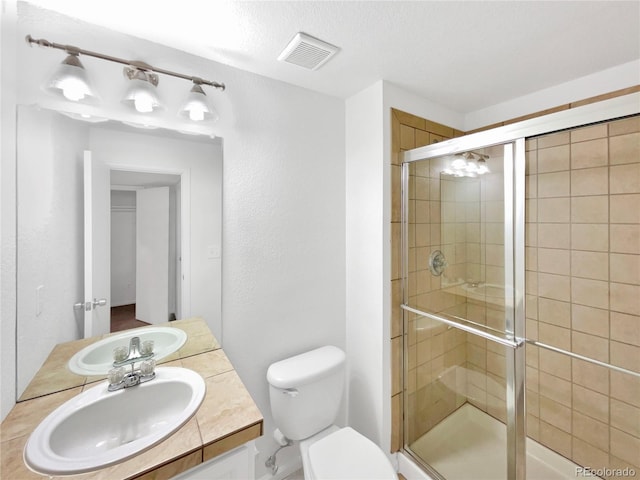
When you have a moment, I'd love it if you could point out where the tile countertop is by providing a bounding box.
[1,341,263,479]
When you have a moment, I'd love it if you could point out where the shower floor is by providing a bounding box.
[410,404,583,480]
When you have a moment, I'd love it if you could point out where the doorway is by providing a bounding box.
[110,170,181,332]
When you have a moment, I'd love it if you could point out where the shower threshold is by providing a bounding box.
[409,403,589,480]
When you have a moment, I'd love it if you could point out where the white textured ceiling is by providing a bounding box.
[22,0,640,113]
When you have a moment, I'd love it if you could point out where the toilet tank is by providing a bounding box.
[267,346,345,441]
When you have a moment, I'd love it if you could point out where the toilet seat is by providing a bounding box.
[307,427,396,480]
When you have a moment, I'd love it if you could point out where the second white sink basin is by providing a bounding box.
[68,326,187,375]
[24,367,206,475]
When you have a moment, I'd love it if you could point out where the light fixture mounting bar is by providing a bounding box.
[26,34,225,91]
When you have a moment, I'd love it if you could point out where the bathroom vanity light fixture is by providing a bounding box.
[26,34,225,121]
[442,151,490,177]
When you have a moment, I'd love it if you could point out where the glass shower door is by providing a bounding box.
[402,139,526,479]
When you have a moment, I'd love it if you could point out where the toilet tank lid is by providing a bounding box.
[267,346,345,389]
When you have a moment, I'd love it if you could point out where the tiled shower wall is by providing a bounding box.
[524,116,640,474]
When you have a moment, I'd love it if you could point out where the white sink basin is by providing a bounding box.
[24,367,205,475]
[68,326,187,375]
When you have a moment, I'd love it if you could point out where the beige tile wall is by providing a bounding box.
[525,116,640,476]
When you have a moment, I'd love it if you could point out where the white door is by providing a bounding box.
[83,151,111,338]
[136,187,169,324]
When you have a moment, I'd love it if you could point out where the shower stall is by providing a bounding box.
[400,100,640,479]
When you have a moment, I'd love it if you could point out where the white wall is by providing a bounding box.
[1,0,18,421]
[345,81,387,448]
[16,107,87,398]
[220,72,346,477]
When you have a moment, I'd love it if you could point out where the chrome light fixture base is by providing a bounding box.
[123,65,159,86]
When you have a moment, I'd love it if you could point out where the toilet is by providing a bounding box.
[267,346,396,480]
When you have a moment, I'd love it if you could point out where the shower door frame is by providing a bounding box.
[401,138,527,480]
[399,92,640,480]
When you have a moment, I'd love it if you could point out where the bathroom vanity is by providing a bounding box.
[0,318,263,479]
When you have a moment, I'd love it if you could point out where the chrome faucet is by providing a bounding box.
[108,336,156,392]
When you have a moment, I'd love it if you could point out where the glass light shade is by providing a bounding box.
[45,55,97,103]
[443,153,491,177]
[179,84,219,122]
[121,77,163,114]
[451,158,467,170]
[476,159,490,174]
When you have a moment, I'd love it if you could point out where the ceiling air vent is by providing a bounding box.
[278,32,339,71]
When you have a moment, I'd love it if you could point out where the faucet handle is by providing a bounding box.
[108,367,125,385]
[113,346,128,362]
[140,340,154,356]
[140,359,156,376]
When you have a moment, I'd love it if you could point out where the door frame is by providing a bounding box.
[83,151,111,338]
[107,163,191,320]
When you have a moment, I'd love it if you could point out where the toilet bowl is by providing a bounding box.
[301,426,396,480]
[267,346,396,480]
